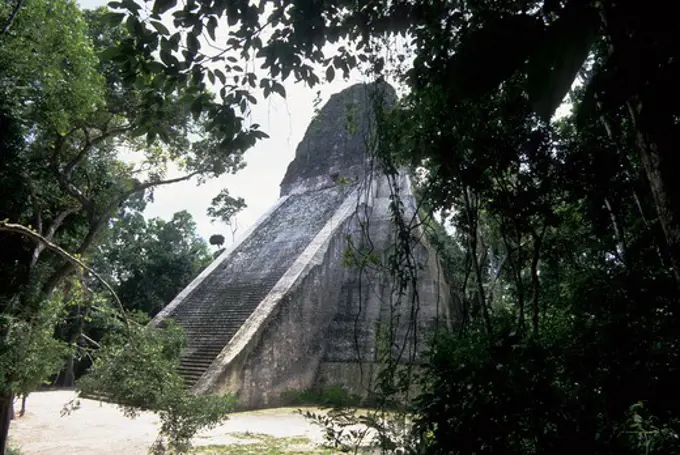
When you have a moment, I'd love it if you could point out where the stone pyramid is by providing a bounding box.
[151,82,451,408]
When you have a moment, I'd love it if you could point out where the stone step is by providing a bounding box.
[177,368,209,378]
[178,368,205,378]
[183,333,242,339]
[180,319,253,324]
[180,375,203,387]
[184,348,224,355]
[178,316,258,324]
[179,303,264,309]
[180,318,253,323]
[180,355,216,363]
[178,371,205,382]
[179,308,260,314]
[187,344,225,350]
[180,357,216,366]
[179,321,254,328]
[180,313,257,320]
[179,363,213,372]
[181,354,219,362]
[185,340,236,347]
[182,329,242,335]
[178,366,212,375]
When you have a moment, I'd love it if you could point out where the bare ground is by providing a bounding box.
[8,391,327,454]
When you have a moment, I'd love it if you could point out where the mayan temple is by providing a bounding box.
[151,82,451,408]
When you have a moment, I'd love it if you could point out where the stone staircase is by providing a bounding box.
[173,284,279,389]
[163,187,350,389]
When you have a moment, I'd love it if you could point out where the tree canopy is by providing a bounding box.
[0,1,247,452]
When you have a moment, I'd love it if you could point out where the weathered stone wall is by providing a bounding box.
[191,185,366,405]
[154,82,451,407]
[280,82,396,196]
[315,173,450,397]
[157,186,349,388]
[192,173,449,408]
[217,207,363,407]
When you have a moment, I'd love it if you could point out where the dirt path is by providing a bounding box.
[9,391,326,454]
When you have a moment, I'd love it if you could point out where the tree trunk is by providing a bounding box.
[627,99,680,286]
[598,0,680,287]
[55,352,76,388]
[0,391,14,455]
[530,228,545,335]
[19,395,27,418]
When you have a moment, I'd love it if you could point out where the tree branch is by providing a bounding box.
[30,207,80,268]
[134,170,202,193]
[0,221,128,327]
[1,0,23,37]
[23,173,43,235]
[54,167,91,209]
[63,125,132,180]
[42,170,202,297]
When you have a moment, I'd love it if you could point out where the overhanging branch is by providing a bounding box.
[1,0,23,36]
[0,221,128,327]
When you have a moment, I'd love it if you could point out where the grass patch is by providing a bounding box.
[229,432,310,445]
[190,434,335,454]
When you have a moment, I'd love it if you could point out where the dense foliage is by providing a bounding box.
[93,209,211,317]
[0,1,250,453]
[48,208,212,388]
[77,315,236,453]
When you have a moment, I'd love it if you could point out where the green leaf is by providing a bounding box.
[103,12,126,26]
[191,98,203,120]
[160,50,178,66]
[99,46,121,61]
[272,82,286,98]
[165,34,179,52]
[526,4,598,121]
[207,16,218,41]
[326,65,335,83]
[187,33,200,54]
[214,69,226,84]
[121,0,141,13]
[153,0,178,15]
[150,20,170,35]
[125,16,139,35]
[148,61,165,74]
[252,130,269,139]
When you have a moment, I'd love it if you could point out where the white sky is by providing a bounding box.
[78,0,363,246]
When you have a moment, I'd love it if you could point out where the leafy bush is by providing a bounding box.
[78,316,236,453]
[409,270,680,455]
[0,292,69,399]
